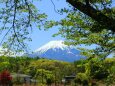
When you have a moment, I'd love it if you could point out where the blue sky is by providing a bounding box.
[28,0,67,51]
[29,0,114,58]
[28,0,115,52]
[0,0,114,53]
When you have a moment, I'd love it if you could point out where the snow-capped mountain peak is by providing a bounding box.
[26,40,85,62]
[35,40,69,53]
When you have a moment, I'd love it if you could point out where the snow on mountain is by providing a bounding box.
[28,40,85,62]
[35,40,70,53]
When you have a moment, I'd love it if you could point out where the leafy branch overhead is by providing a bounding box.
[0,0,114,57]
[66,0,115,32]
[64,0,115,58]
[0,0,47,53]
[45,0,115,59]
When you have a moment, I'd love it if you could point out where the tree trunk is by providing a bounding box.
[66,0,115,32]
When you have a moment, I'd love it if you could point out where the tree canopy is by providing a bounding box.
[65,0,115,58]
[45,0,115,59]
[0,0,114,57]
[0,0,47,52]
[66,0,115,32]
[0,56,115,85]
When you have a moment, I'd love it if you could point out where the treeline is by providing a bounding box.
[0,56,115,85]
[74,57,115,85]
[0,56,75,85]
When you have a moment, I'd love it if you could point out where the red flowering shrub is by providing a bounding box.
[0,70,12,85]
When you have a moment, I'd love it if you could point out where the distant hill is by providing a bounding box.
[26,40,85,62]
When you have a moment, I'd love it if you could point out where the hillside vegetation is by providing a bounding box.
[0,56,115,85]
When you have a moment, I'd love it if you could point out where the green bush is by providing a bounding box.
[75,73,89,85]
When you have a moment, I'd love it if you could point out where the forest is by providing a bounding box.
[0,56,115,85]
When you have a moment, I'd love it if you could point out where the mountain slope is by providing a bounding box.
[29,40,85,62]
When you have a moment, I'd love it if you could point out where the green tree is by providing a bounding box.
[45,0,115,59]
[66,0,115,32]
[0,0,47,53]
[0,0,114,53]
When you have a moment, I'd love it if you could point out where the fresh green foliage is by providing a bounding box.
[74,57,115,85]
[45,0,115,59]
[0,0,47,53]
[0,1,115,85]
[0,56,115,85]
[0,0,114,56]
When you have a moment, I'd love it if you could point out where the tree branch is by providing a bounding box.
[13,0,26,50]
[85,0,90,6]
[66,0,115,32]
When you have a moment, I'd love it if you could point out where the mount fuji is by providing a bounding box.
[27,40,85,62]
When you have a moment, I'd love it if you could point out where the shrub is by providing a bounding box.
[75,73,88,85]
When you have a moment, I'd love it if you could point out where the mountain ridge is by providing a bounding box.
[27,40,85,62]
